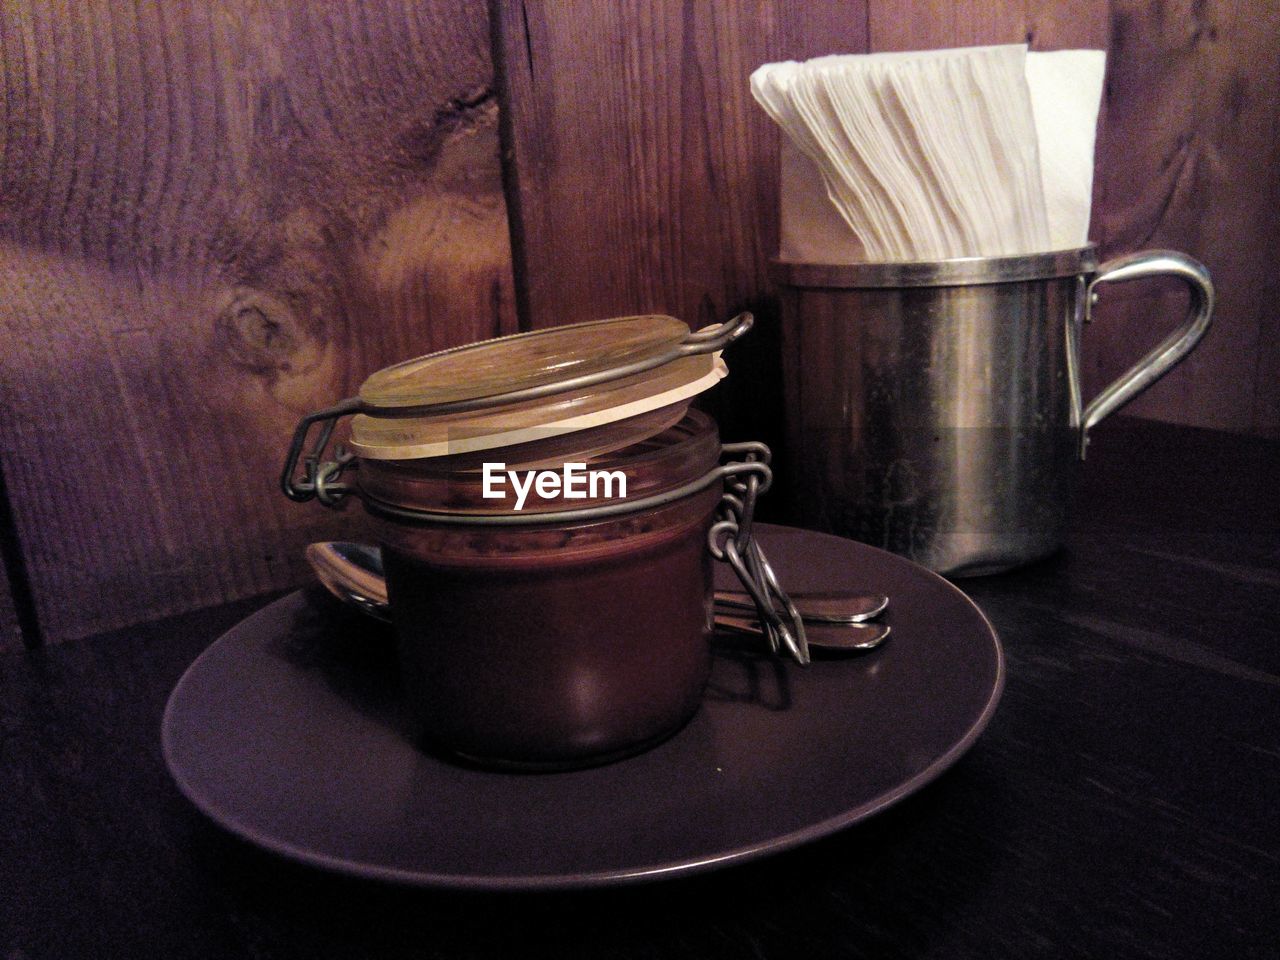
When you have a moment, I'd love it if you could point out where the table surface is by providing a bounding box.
[3,417,1278,960]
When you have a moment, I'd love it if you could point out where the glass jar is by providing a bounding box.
[368,411,720,767]
[282,313,803,770]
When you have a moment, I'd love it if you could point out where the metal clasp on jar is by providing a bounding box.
[708,443,808,665]
[279,398,362,507]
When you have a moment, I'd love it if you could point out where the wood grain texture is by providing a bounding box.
[0,0,516,643]
[495,0,868,449]
[869,0,1028,49]
[871,0,1111,52]
[1091,0,1280,438]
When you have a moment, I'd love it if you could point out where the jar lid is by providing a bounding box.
[359,315,690,411]
[348,313,750,460]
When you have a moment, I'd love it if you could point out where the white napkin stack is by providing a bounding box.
[751,45,1106,262]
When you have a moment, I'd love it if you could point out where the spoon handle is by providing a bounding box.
[714,612,891,653]
[713,589,888,623]
[306,543,390,617]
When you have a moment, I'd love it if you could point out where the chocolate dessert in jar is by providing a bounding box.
[282,313,803,770]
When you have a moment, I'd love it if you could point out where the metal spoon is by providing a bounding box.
[306,541,390,622]
[713,588,888,623]
[713,612,891,652]
[306,541,890,653]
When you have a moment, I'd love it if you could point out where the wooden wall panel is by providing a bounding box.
[499,0,870,327]
[1091,0,1280,438]
[495,0,868,446]
[0,0,515,644]
[869,0,1027,49]
[870,1,1110,51]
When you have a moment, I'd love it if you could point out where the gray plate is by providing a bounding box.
[162,524,1003,890]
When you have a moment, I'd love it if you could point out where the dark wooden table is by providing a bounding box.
[3,417,1278,959]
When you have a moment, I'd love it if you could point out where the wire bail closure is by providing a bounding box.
[708,443,810,665]
[280,397,362,506]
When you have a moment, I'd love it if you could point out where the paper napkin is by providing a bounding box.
[753,45,1106,261]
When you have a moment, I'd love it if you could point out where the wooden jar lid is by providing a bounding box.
[350,315,726,460]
